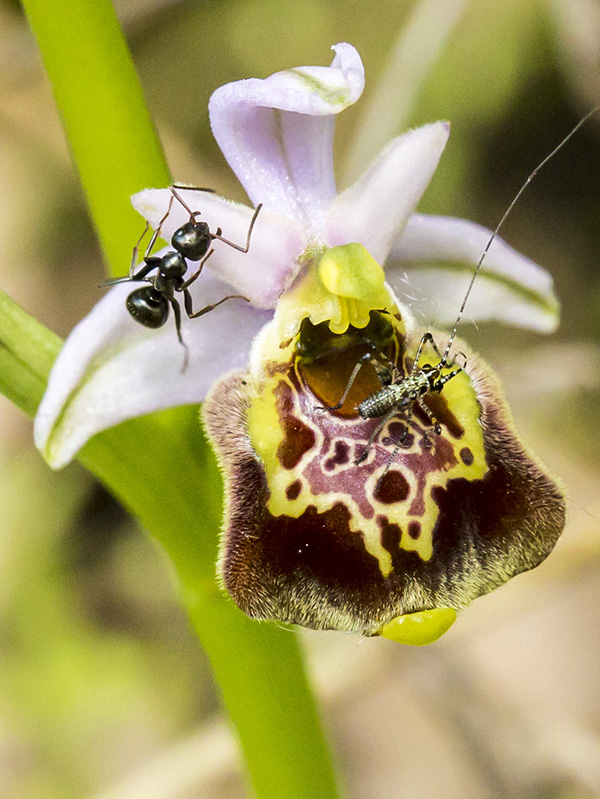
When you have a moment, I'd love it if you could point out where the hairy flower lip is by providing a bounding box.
[203,326,566,634]
[35,42,561,468]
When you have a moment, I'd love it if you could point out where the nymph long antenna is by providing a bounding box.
[442,105,600,364]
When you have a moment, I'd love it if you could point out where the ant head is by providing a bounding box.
[126,286,169,328]
[172,221,211,261]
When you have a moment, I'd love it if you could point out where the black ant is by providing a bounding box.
[321,107,599,469]
[101,185,262,370]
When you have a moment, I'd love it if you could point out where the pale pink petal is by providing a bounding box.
[132,188,307,307]
[34,271,271,468]
[386,213,559,331]
[209,42,364,237]
[326,122,450,264]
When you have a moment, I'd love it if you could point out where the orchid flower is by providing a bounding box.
[35,42,558,468]
[34,43,565,645]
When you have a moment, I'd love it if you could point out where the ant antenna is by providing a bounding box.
[170,186,261,253]
[442,105,600,365]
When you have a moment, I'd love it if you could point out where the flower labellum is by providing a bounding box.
[204,241,565,644]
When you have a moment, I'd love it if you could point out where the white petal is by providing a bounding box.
[326,122,450,264]
[386,213,560,331]
[34,272,272,468]
[208,42,364,237]
[131,188,307,308]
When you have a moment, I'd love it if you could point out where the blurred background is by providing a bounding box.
[1,0,600,796]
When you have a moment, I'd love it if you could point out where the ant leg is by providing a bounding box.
[169,186,196,221]
[168,297,184,345]
[143,192,176,260]
[171,187,262,253]
[129,222,150,277]
[171,185,216,195]
[211,204,263,253]
[181,249,214,290]
[99,255,163,288]
[99,273,152,288]
[103,260,165,289]
[130,257,163,280]
[168,297,190,372]
[169,186,218,222]
[179,248,249,317]
[101,226,160,288]
[184,289,249,320]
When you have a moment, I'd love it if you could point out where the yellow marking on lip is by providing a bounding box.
[369,340,488,563]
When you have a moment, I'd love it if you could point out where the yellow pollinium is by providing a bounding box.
[274,242,397,339]
[378,608,457,646]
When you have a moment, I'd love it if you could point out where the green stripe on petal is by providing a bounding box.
[399,260,560,331]
[416,260,560,317]
[290,69,354,106]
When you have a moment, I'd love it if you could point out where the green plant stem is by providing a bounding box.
[16,0,341,794]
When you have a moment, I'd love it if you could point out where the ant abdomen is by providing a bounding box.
[126,287,169,328]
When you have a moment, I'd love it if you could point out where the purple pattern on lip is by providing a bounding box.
[274,378,459,522]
